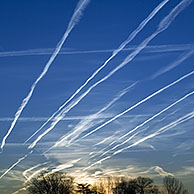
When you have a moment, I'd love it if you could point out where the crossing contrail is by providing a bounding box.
[28,0,189,150]
[66,0,193,142]
[78,70,194,141]
[48,82,137,150]
[0,151,33,180]
[22,162,49,180]
[0,44,194,58]
[84,111,194,171]
[98,90,194,156]
[113,111,194,155]
[0,0,90,152]
[24,0,169,145]
[89,50,194,158]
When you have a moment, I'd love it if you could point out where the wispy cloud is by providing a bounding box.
[0,0,90,152]
[47,82,137,150]
[22,162,49,180]
[114,111,194,155]
[151,48,194,79]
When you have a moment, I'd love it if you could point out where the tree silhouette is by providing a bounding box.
[76,183,93,194]
[91,182,106,194]
[136,176,155,194]
[27,172,74,194]
[112,177,138,194]
[112,176,159,194]
[163,176,189,194]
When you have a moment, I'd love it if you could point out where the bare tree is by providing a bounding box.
[76,183,93,194]
[91,182,106,194]
[136,176,154,194]
[112,176,159,194]
[27,172,74,194]
[112,177,138,194]
[163,176,189,194]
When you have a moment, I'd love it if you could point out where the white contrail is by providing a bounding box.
[91,126,149,159]
[97,46,194,150]
[22,162,49,180]
[42,83,137,154]
[0,0,90,151]
[28,0,189,150]
[151,48,194,79]
[79,70,194,141]
[24,0,169,145]
[49,82,137,149]
[0,44,194,57]
[99,132,140,158]
[0,150,33,180]
[24,167,49,184]
[12,186,29,194]
[85,111,194,171]
[113,111,194,155]
[106,90,194,153]
[69,0,193,142]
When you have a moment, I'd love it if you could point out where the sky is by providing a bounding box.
[0,0,194,193]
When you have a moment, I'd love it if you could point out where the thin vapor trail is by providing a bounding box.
[12,187,29,194]
[44,83,137,153]
[0,151,33,180]
[99,132,140,158]
[103,90,194,154]
[85,111,194,171]
[24,167,48,184]
[91,126,150,159]
[92,49,194,156]
[0,0,90,151]
[25,0,168,144]
[23,162,49,180]
[51,82,137,149]
[0,44,194,57]
[68,0,193,142]
[28,0,191,150]
[113,111,194,155]
[79,70,194,141]
[151,48,194,79]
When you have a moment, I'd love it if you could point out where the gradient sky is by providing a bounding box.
[0,0,194,193]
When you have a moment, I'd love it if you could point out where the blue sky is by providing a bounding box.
[0,0,194,193]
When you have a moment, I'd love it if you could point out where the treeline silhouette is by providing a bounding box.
[27,172,189,194]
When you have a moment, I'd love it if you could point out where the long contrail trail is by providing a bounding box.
[151,48,194,79]
[22,162,49,180]
[0,0,90,152]
[90,49,194,157]
[113,111,194,155]
[63,0,193,143]
[24,0,169,145]
[79,70,194,141]
[84,111,194,171]
[0,44,194,58]
[50,82,137,149]
[0,150,33,180]
[99,90,194,156]
[37,82,138,153]
[27,0,189,150]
